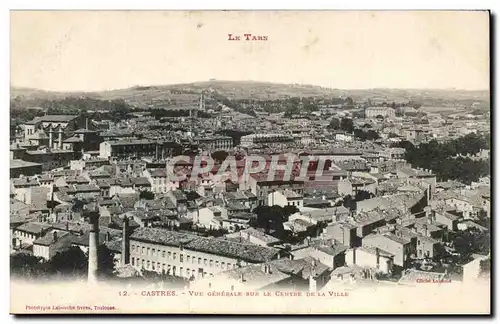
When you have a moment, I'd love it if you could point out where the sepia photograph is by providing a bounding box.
[9,10,491,315]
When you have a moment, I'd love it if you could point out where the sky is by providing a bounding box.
[10,11,490,92]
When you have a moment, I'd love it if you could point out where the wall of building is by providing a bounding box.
[130,240,249,279]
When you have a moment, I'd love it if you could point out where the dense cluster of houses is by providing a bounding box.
[10,100,490,291]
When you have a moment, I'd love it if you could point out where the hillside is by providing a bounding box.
[10,80,490,110]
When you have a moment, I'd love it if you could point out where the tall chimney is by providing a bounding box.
[49,130,53,148]
[58,128,63,149]
[121,216,130,266]
[88,210,100,283]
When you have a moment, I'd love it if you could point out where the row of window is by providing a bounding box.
[131,257,215,277]
[131,245,234,269]
[16,231,36,240]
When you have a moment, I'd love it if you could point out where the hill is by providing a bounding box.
[10,80,490,110]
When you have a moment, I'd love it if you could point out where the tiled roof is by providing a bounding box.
[130,227,280,263]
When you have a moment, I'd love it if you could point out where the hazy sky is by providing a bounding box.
[11,11,490,92]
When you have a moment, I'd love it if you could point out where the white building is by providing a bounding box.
[267,189,303,208]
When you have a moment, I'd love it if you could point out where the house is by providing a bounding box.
[226,228,281,247]
[267,189,304,208]
[32,230,74,260]
[416,235,442,260]
[345,246,394,274]
[310,243,348,269]
[12,222,52,249]
[362,233,412,268]
[323,222,358,248]
[194,206,227,230]
[190,256,331,292]
[434,210,460,231]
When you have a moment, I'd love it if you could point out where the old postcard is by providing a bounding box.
[9,10,491,314]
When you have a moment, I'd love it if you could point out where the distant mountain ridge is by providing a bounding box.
[10,80,490,109]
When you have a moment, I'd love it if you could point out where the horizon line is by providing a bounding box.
[9,79,490,94]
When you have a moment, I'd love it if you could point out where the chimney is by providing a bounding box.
[88,210,100,283]
[121,216,130,266]
[53,231,58,242]
[48,130,53,148]
[58,128,63,149]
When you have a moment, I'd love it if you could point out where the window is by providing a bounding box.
[147,261,150,269]
[142,247,145,254]
[418,241,421,246]
[198,258,202,265]
[227,263,231,269]
[152,263,155,270]
[131,245,135,252]
[157,262,161,270]
[152,249,156,257]
[180,267,183,276]
[168,252,172,259]
[221,262,225,268]
[210,260,214,267]
[162,250,165,258]
[141,259,145,268]
[204,259,207,265]
[180,254,184,262]
[131,258,135,266]
[173,253,177,260]
[147,248,151,256]
[187,255,190,263]
[215,261,219,268]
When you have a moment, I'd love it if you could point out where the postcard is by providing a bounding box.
[9,10,491,315]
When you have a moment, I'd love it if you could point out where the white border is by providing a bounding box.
[2,1,497,324]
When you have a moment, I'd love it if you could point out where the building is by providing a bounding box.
[23,148,81,171]
[345,246,394,274]
[193,136,233,151]
[240,134,294,148]
[100,140,182,160]
[267,189,304,208]
[362,233,412,268]
[23,115,87,149]
[365,107,396,119]
[129,227,282,279]
[10,160,43,178]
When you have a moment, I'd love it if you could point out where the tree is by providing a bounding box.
[10,253,44,279]
[97,244,116,279]
[50,247,88,277]
[211,150,229,162]
[340,118,354,133]
[328,118,340,130]
[283,205,299,221]
[139,191,155,200]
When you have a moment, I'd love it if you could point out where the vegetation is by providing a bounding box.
[394,133,490,184]
[139,191,155,200]
[10,245,116,281]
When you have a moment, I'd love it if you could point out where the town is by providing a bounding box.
[9,83,491,294]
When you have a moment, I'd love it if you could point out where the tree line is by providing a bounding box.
[394,133,490,184]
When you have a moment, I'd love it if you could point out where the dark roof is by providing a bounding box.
[15,222,51,235]
[130,227,280,263]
